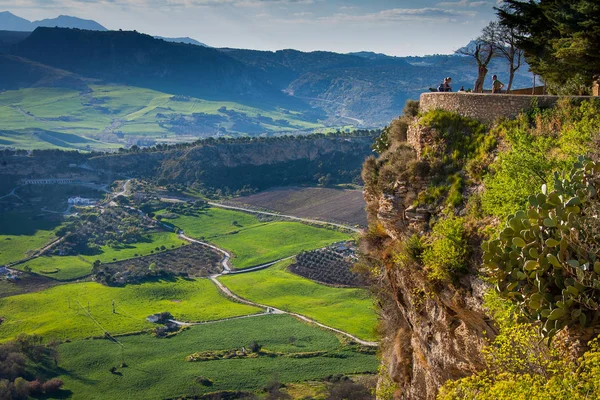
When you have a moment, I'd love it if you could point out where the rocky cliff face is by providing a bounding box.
[362,118,496,399]
[89,135,374,191]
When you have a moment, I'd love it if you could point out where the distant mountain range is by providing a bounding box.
[0,11,107,31]
[0,12,211,47]
[0,12,534,129]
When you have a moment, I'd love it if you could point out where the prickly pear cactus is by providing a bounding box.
[483,157,600,339]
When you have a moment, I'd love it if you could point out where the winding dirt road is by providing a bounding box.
[209,275,378,347]
[176,232,377,346]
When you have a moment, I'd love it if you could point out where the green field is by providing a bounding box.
[157,207,261,239]
[219,259,377,341]
[15,231,187,280]
[213,222,350,268]
[0,85,324,150]
[0,212,63,266]
[159,207,350,268]
[55,314,378,399]
[0,278,260,341]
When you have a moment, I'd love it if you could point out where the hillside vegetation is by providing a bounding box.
[362,97,600,398]
[0,85,323,150]
[0,26,535,147]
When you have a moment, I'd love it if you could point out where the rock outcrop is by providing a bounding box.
[363,117,496,399]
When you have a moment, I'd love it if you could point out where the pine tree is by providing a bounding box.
[498,0,600,92]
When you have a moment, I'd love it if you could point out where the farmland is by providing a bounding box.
[0,278,261,341]
[98,243,223,285]
[55,314,378,399]
[219,259,377,341]
[291,247,362,287]
[230,186,368,227]
[15,231,187,280]
[0,85,325,150]
[158,207,351,269]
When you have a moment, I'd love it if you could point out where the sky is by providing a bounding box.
[3,0,502,56]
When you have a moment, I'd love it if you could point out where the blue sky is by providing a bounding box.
[3,0,501,56]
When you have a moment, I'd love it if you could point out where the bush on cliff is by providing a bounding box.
[482,99,600,217]
[422,215,468,281]
[438,292,600,400]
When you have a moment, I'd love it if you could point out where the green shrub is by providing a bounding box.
[403,100,420,118]
[481,99,600,218]
[483,158,600,339]
[422,215,468,281]
[418,110,490,171]
[445,173,464,209]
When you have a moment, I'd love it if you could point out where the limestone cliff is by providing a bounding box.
[362,113,497,399]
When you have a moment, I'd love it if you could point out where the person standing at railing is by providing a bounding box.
[492,75,504,94]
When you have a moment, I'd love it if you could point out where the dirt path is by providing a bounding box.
[178,233,232,273]
[0,186,23,201]
[113,179,131,198]
[207,202,363,234]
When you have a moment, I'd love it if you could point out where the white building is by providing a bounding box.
[68,196,96,205]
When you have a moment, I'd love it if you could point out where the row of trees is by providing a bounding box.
[458,18,524,93]
[461,0,599,94]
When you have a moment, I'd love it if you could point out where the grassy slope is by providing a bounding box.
[219,259,377,341]
[0,278,260,341]
[0,85,323,150]
[15,231,186,280]
[0,212,63,266]
[159,208,350,268]
[158,207,262,239]
[56,314,378,399]
[213,222,350,268]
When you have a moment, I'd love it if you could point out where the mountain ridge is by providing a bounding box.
[0,11,107,31]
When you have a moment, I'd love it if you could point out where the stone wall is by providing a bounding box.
[419,92,591,123]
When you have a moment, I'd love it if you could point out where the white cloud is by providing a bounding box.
[437,0,490,7]
[318,7,478,24]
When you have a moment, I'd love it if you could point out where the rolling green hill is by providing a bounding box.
[0,84,324,149]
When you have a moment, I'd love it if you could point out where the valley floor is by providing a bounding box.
[0,184,377,398]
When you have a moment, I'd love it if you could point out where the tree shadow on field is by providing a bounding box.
[0,212,63,236]
[54,367,99,385]
[36,388,74,399]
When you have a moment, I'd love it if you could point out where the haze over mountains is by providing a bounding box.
[0,11,107,31]
[0,11,533,138]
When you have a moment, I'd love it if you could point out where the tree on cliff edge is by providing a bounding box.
[457,22,501,93]
[497,0,600,93]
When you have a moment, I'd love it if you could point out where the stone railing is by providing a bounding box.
[419,92,592,123]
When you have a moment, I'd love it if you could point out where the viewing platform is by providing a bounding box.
[420,91,595,123]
